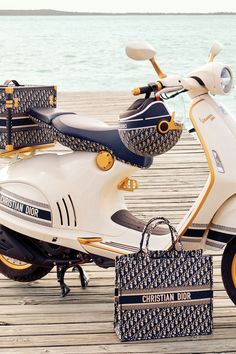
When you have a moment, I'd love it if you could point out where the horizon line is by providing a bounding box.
[0,9,235,15]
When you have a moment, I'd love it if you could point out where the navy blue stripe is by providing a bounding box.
[36,209,51,221]
[208,229,234,243]
[119,116,171,130]
[120,102,170,120]
[118,290,213,305]
[184,228,205,237]
[0,118,35,127]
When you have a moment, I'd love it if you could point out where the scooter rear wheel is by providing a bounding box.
[0,255,53,282]
[221,237,236,305]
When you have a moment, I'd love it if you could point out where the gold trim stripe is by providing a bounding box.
[78,237,103,245]
[179,98,215,237]
[84,242,128,255]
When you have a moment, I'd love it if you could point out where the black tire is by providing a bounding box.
[221,237,236,305]
[0,255,53,282]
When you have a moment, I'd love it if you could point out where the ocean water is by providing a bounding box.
[0,15,235,114]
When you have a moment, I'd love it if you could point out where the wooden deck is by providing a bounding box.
[0,92,235,353]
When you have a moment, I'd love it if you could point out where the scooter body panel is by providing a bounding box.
[0,151,172,256]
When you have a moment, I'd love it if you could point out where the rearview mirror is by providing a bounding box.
[125,42,156,61]
[208,41,223,62]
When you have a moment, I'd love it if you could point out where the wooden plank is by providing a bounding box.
[0,308,234,327]
[0,314,235,337]
[0,328,235,349]
[3,340,236,354]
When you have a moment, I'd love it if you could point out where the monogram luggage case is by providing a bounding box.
[0,80,57,150]
[114,217,213,341]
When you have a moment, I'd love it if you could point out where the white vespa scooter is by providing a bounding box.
[0,41,235,304]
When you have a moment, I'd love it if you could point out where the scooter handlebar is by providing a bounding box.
[132,82,163,96]
[132,86,152,96]
[131,77,202,97]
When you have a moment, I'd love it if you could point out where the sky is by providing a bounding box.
[0,0,236,13]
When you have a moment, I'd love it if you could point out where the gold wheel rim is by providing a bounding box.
[0,255,32,270]
[232,254,236,288]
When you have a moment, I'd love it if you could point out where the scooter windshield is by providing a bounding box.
[164,94,187,126]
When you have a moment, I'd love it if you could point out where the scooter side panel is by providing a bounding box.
[0,151,152,255]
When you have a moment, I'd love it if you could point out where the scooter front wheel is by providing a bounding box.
[221,237,236,305]
[0,255,53,282]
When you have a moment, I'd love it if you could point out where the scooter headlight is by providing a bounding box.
[188,62,234,95]
[220,67,233,94]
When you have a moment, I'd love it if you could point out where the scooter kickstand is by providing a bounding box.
[72,265,89,289]
[56,265,70,297]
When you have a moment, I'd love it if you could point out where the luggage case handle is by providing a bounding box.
[3,80,22,87]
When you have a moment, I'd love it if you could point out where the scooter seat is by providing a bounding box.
[29,108,153,168]
[52,114,150,164]
[29,108,75,125]
[52,114,113,132]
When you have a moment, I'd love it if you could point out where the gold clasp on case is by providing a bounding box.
[13,97,19,109]
[48,95,56,107]
[5,98,19,109]
[4,87,14,94]
[5,99,13,109]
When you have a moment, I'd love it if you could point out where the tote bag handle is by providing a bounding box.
[139,217,178,252]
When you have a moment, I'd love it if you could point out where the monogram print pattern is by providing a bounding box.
[0,86,56,148]
[30,117,110,153]
[0,126,53,149]
[114,250,213,341]
[119,127,182,157]
[0,86,56,116]
[115,304,212,341]
[116,250,212,290]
